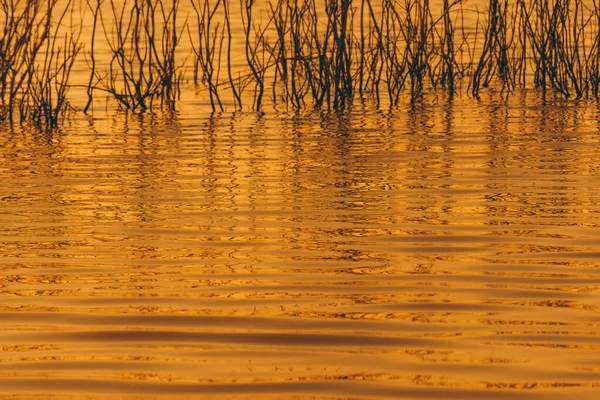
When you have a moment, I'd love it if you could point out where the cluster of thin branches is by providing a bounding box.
[0,0,80,129]
[470,0,600,99]
[84,0,183,112]
[4,0,600,129]
[189,0,600,111]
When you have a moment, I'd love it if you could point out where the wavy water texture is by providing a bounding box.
[1,97,600,398]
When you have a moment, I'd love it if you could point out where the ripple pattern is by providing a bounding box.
[1,100,600,399]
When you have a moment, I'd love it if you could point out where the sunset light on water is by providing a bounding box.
[1,1,600,399]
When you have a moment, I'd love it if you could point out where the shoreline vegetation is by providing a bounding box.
[2,0,600,129]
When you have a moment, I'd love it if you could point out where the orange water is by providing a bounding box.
[2,97,600,399]
[2,1,600,399]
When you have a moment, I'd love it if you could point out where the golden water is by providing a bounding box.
[2,97,600,399]
[2,1,600,399]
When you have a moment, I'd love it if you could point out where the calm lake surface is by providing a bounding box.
[2,0,600,399]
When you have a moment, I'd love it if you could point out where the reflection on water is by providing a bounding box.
[1,97,600,399]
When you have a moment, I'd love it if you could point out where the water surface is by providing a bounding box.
[1,97,600,399]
